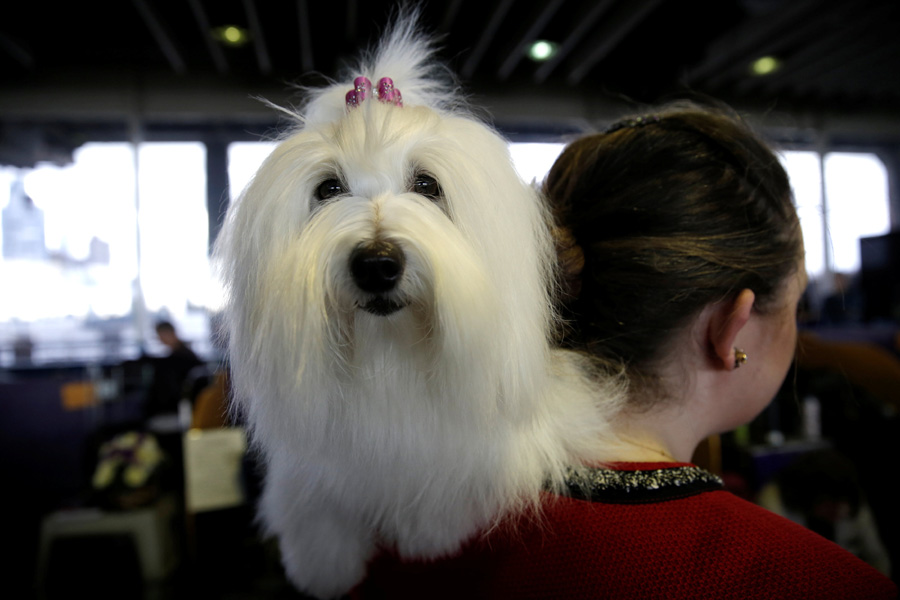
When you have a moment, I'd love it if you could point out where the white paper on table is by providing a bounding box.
[183,427,248,513]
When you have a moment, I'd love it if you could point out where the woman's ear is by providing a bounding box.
[707,289,755,370]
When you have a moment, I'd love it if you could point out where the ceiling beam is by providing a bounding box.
[533,0,617,84]
[799,35,898,97]
[461,0,516,79]
[684,0,820,85]
[242,0,272,75]
[746,6,892,96]
[298,0,314,72]
[132,0,187,75]
[437,0,465,34]
[344,0,358,42]
[0,33,34,70]
[565,0,664,86]
[849,51,900,95]
[701,3,856,91]
[187,0,229,75]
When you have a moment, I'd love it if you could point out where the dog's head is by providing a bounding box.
[216,19,556,428]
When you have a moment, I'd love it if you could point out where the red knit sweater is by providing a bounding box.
[353,462,896,599]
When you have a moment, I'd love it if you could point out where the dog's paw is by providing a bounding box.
[276,512,375,599]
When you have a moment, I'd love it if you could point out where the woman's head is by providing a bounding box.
[546,103,804,401]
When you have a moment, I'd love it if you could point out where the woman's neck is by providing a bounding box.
[611,401,710,463]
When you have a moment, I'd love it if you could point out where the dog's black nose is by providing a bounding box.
[350,241,405,293]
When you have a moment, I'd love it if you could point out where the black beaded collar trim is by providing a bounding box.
[560,465,724,505]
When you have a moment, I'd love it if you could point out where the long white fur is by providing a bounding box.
[215,15,623,599]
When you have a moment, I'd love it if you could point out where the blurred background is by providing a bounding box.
[2,0,898,597]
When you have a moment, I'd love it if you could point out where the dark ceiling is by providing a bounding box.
[2,0,900,165]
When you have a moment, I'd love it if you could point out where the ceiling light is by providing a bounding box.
[750,56,781,76]
[213,25,250,47]
[527,40,558,62]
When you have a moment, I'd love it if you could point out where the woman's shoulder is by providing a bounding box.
[356,490,896,600]
[610,488,895,598]
[524,483,896,599]
[696,490,896,597]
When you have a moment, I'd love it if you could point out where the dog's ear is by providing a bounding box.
[301,10,460,129]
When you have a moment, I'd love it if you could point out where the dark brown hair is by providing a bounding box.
[545,103,802,392]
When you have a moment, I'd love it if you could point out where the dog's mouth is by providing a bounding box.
[359,296,408,316]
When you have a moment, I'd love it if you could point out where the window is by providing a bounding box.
[823,153,891,274]
[228,142,277,202]
[780,151,826,278]
[0,142,211,366]
[137,143,210,316]
[2,137,889,366]
[509,143,565,184]
[780,150,891,279]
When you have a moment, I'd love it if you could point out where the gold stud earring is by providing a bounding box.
[734,348,748,369]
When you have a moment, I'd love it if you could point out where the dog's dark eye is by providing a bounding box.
[412,174,442,201]
[316,178,346,201]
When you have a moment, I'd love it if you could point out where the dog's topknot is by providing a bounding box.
[302,11,464,127]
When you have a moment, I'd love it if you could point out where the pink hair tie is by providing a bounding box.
[346,76,403,109]
[376,77,403,106]
[345,76,373,108]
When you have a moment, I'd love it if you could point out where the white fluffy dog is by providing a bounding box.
[216,17,621,599]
